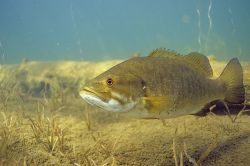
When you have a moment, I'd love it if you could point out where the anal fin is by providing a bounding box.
[192,100,250,117]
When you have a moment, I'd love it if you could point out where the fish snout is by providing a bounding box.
[79,84,109,102]
[80,86,94,94]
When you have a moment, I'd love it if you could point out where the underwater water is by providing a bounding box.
[0,0,250,63]
[0,0,250,166]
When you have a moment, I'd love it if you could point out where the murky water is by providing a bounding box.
[0,1,250,165]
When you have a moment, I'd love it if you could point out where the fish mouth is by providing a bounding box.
[79,86,109,105]
[79,87,104,106]
[80,87,110,102]
[80,87,98,96]
[79,87,137,112]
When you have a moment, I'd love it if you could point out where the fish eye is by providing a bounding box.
[106,78,114,86]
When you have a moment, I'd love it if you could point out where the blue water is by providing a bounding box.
[0,0,250,63]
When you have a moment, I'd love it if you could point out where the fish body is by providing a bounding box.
[80,49,245,119]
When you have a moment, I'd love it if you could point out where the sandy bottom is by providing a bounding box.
[1,102,250,166]
[0,58,250,166]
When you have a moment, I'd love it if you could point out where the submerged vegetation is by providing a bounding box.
[0,59,250,165]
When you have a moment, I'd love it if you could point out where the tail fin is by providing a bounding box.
[218,58,245,104]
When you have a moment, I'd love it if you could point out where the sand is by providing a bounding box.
[0,58,250,166]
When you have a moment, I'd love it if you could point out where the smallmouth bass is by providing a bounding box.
[80,49,245,119]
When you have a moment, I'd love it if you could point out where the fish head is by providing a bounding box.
[79,68,146,112]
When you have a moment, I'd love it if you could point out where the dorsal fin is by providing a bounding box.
[148,48,181,58]
[184,52,213,77]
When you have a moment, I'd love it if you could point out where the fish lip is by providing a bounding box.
[80,87,108,101]
[79,87,102,105]
[80,87,98,96]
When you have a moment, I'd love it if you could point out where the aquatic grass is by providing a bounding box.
[172,128,184,166]
[219,100,250,123]
[0,117,12,158]
[0,111,21,161]
[0,66,28,112]
[172,125,221,166]
[196,134,220,165]
[218,120,241,135]
[83,104,96,131]
[183,142,198,166]
[172,134,180,166]
[46,116,68,153]
[206,111,241,136]
[38,76,67,113]
[28,107,68,154]
[28,104,45,143]
[67,134,101,165]
[99,137,120,166]
[0,79,18,112]
[0,112,13,153]
[80,127,125,166]
[43,75,80,113]
[44,117,59,153]
[210,101,250,135]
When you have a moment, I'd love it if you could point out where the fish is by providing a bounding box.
[79,49,245,119]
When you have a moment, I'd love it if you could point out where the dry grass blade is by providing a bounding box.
[0,127,11,155]
[27,106,45,142]
[231,104,248,122]
[179,152,183,166]
[197,134,220,165]
[28,111,67,153]
[28,117,43,142]
[98,129,125,166]
[172,128,179,166]
[0,111,19,159]
[172,137,178,166]
[44,117,63,153]
[220,101,248,123]
[183,142,198,166]
[83,104,94,131]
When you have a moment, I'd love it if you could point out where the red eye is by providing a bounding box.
[106,78,114,86]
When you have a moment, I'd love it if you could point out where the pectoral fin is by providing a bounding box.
[142,96,173,113]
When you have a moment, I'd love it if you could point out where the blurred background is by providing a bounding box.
[0,0,250,64]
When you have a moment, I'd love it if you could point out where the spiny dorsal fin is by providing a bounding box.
[184,52,213,77]
[148,48,181,58]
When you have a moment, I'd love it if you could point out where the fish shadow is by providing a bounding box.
[193,101,250,117]
[199,131,250,165]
